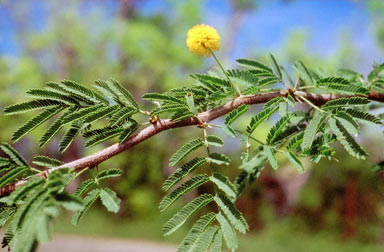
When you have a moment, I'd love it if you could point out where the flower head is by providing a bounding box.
[186,24,220,57]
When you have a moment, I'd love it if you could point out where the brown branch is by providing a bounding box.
[1,90,384,196]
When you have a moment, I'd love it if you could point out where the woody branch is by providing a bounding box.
[1,90,384,196]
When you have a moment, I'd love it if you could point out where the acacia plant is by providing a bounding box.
[1,24,384,252]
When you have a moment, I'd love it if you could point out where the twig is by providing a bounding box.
[1,90,384,196]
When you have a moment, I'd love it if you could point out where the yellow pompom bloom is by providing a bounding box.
[186,24,220,57]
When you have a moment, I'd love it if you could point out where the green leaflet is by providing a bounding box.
[169,138,204,167]
[58,121,82,153]
[258,76,279,86]
[193,74,231,91]
[99,188,121,213]
[109,107,137,126]
[335,111,360,136]
[108,79,138,108]
[233,171,248,196]
[85,127,123,147]
[55,194,84,212]
[264,96,284,109]
[206,153,231,165]
[328,118,368,159]
[326,84,368,95]
[294,60,314,85]
[316,77,368,95]
[216,212,238,251]
[159,174,209,212]
[344,109,381,125]
[317,77,349,86]
[194,226,219,252]
[287,132,304,151]
[301,112,325,150]
[0,157,11,167]
[0,167,28,189]
[279,101,288,117]
[83,126,118,138]
[0,143,28,167]
[206,135,224,147]
[186,93,197,114]
[32,155,63,167]
[267,53,283,81]
[3,99,62,115]
[74,179,95,197]
[162,194,213,236]
[284,152,304,174]
[152,104,189,116]
[193,76,218,93]
[39,109,75,147]
[35,214,51,243]
[281,66,295,87]
[266,115,291,144]
[171,111,195,121]
[214,193,248,234]
[0,207,16,229]
[61,104,104,124]
[72,188,100,225]
[2,224,14,250]
[82,105,119,124]
[227,70,259,87]
[246,105,279,134]
[26,89,78,105]
[243,85,260,95]
[60,80,109,105]
[272,123,306,145]
[225,104,249,125]
[94,80,124,106]
[209,173,237,199]
[96,169,122,181]
[240,151,266,174]
[11,106,64,142]
[119,120,139,143]
[178,213,216,252]
[264,146,278,170]
[142,92,182,104]
[13,187,47,229]
[223,125,236,138]
[322,97,370,110]
[162,157,207,191]
[210,229,223,252]
[6,178,44,205]
[12,189,50,252]
[209,90,235,101]
[236,58,272,73]
[368,62,384,81]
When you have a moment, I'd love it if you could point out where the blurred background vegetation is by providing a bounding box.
[1,0,384,251]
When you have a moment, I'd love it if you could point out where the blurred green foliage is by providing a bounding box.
[0,0,203,222]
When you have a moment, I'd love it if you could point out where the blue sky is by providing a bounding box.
[0,0,381,72]
[141,0,381,72]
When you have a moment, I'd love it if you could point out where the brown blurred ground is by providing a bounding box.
[38,235,177,252]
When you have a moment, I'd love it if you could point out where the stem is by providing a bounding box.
[139,109,151,116]
[203,128,214,174]
[209,49,242,97]
[295,93,326,113]
[203,128,219,196]
[3,90,384,196]
[233,129,264,145]
[298,85,316,90]
[73,166,90,180]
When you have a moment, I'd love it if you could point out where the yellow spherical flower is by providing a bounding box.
[186,24,220,57]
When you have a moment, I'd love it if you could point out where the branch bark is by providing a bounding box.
[1,90,384,196]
